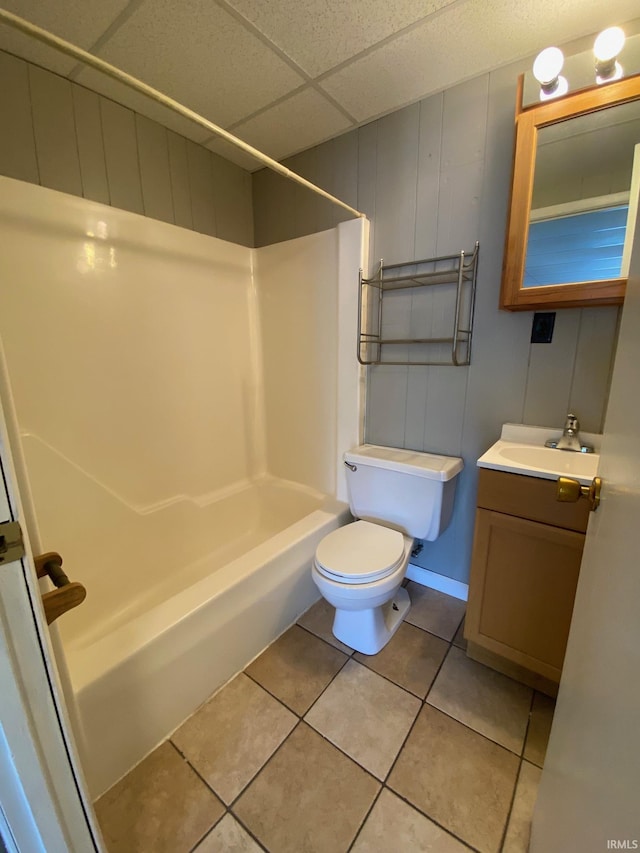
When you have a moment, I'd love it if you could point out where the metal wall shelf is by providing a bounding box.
[357,242,479,367]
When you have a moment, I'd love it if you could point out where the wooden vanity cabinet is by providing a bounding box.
[465,468,590,695]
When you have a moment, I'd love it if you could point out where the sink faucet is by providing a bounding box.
[545,413,594,453]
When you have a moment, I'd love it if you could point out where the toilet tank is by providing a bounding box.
[344,444,463,540]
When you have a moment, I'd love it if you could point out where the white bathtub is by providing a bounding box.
[67,488,349,798]
[20,433,349,797]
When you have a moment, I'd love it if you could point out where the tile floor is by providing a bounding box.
[95,582,555,853]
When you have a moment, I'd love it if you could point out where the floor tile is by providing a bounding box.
[404,582,466,641]
[305,659,421,779]
[245,624,348,714]
[427,646,532,754]
[503,761,542,853]
[95,742,224,853]
[234,722,380,853]
[172,673,296,805]
[354,621,448,698]
[351,788,469,852]
[388,705,519,853]
[194,813,263,852]
[452,617,467,651]
[297,597,353,654]
[523,691,556,767]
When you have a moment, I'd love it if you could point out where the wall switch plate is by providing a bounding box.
[531,312,555,343]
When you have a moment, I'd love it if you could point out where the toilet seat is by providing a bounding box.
[314,520,406,585]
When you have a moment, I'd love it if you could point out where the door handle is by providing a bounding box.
[556,476,602,512]
[34,552,86,625]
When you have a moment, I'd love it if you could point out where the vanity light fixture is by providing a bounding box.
[594,26,625,84]
[532,46,568,100]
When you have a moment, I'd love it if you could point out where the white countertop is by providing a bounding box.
[477,423,601,486]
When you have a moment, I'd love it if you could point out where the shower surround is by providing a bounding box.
[0,176,365,796]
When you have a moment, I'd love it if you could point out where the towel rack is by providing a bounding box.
[34,551,86,625]
[358,242,479,366]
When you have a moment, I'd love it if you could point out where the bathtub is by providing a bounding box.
[21,433,349,797]
[71,489,348,798]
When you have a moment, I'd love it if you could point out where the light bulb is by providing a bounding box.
[539,75,569,101]
[596,61,623,85]
[533,47,564,86]
[594,26,625,63]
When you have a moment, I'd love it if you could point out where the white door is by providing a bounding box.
[0,346,102,852]
[531,191,640,845]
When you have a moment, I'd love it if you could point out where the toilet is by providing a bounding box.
[312,444,463,655]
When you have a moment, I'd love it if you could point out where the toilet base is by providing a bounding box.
[332,586,411,655]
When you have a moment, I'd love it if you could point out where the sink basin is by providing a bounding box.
[478,426,600,485]
[498,445,598,479]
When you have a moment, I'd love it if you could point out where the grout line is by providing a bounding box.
[295,620,355,657]
[497,689,536,852]
[169,736,268,852]
[225,719,305,809]
[242,668,303,720]
[165,740,227,851]
[346,785,385,852]
[382,636,452,786]
[383,785,481,851]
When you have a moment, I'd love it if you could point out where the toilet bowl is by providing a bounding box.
[312,520,413,654]
[312,444,463,655]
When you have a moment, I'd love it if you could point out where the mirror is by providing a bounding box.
[500,74,640,310]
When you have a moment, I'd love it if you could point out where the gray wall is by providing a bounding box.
[253,64,620,584]
[0,50,253,247]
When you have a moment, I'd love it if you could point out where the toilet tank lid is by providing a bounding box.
[344,444,463,481]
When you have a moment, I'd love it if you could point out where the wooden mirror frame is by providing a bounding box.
[500,73,640,311]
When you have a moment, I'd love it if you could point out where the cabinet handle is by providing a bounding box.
[556,476,601,512]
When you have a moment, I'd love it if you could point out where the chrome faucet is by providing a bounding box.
[545,413,594,453]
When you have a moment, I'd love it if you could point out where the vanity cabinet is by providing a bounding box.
[465,468,590,695]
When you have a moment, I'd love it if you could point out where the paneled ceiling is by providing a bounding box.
[1,0,639,171]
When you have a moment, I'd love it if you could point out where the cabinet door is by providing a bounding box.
[466,509,584,683]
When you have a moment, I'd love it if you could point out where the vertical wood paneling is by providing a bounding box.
[366,366,409,447]
[0,49,253,247]
[568,306,620,433]
[414,93,443,259]
[72,86,110,205]
[210,152,254,247]
[252,168,297,246]
[373,104,420,265]
[100,98,143,215]
[0,52,39,183]
[330,131,359,224]
[357,122,378,257]
[404,93,444,450]
[285,147,322,237]
[167,131,193,230]
[136,115,174,225]
[29,66,82,196]
[523,309,582,427]
[186,142,216,237]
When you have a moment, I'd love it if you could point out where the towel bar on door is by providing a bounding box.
[34,551,86,625]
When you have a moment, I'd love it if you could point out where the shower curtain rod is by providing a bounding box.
[0,9,365,221]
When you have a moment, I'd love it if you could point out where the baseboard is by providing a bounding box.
[406,563,469,601]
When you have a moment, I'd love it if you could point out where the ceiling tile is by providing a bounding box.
[320,0,640,123]
[205,137,263,172]
[75,67,212,143]
[225,0,459,78]
[92,0,305,129]
[231,88,353,162]
[0,0,129,75]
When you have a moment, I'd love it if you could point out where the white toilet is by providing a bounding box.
[312,444,463,655]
